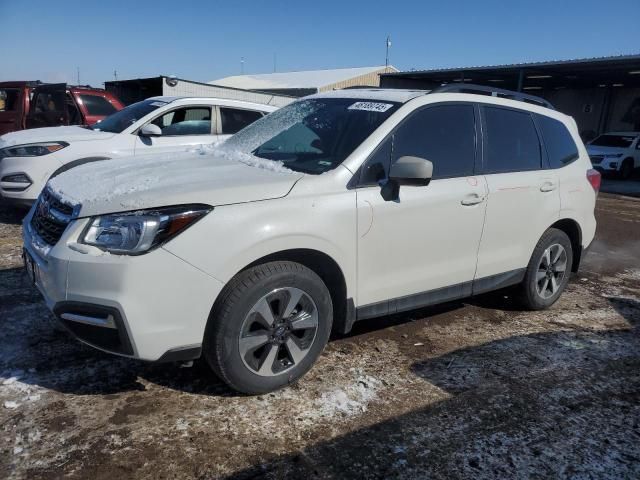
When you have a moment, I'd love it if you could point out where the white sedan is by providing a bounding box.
[0,96,277,206]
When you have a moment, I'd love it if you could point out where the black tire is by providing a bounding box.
[518,228,573,310]
[619,158,634,180]
[203,261,333,394]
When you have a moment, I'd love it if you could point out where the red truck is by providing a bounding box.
[0,82,124,135]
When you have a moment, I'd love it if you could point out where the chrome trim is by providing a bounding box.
[60,312,117,329]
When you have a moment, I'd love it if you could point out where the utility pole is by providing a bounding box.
[273,53,277,73]
[113,70,118,81]
[240,57,245,75]
[76,66,80,85]
[385,35,391,71]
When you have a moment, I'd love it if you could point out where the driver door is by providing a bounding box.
[356,103,487,316]
[133,105,218,155]
[26,84,69,129]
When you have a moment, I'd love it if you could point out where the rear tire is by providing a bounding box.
[518,228,573,310]
[203,261,333,394]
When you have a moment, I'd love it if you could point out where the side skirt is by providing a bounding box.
[353,268,525,327]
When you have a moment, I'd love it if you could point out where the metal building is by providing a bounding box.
[105,76,295,107]
[210,66,399,97]
[380,55,640,140]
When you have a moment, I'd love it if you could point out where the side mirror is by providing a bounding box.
[139,124,162,137]
[389,156,433,186]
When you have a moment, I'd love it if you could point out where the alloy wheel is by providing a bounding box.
[536,243,568,299]
[239,287,319,376]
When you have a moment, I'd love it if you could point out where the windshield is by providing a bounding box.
[91,99,167,134]
[589,134,636,148]
[222,98,400,174]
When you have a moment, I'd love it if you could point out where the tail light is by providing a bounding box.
[587,169,601,194]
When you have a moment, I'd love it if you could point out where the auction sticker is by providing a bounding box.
[348,102,394,113]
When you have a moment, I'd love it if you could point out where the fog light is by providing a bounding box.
[2,173,32,184]
[609,162,618,169]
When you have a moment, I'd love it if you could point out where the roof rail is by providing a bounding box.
[432,83,555,110]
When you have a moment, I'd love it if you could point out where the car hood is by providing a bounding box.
[585,145,626,156]
[0,126,114,149]
[46,149,303,217]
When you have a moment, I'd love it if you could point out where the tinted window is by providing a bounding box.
[0,89,20,111]
[536,114,579,168]
[360,136,392,185]
[589,134,635,148]
[220,108,263,134]
[152,107,212,135]
[484,107,541,173]
[391,104,476,179]
[80,95,117,116]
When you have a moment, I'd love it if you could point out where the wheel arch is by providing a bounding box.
[549,218,582,272]
[206,248,353,338]
[50,156,111,178]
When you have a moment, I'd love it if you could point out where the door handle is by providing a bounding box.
[540,181,557,192]
[461,194,485,206]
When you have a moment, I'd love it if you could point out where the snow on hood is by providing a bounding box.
[47,146,302,217]
[0,126,114,149]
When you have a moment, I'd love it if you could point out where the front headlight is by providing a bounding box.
[2,142,69,157]
[81,205,211,255]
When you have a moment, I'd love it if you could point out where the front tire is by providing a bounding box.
[518,228,573,310]
[619,158,634,180]
[203,261,333,394]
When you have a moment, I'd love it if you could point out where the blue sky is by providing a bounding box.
[0,0,638,88]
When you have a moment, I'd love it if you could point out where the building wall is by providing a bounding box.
[319,67,398,92]
[162,78,295,107]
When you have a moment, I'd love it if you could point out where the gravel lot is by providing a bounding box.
[1,193,639,480]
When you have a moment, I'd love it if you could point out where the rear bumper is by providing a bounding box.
[22,211,225,361]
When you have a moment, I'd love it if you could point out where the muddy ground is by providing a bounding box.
[1,193,639,480]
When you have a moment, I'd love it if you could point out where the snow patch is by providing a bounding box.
[4,400,20,409]
[314,374,381,417]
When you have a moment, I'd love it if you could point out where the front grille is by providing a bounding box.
[590,155,604,165]
[30,189,76,246]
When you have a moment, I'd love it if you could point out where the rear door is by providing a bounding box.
[26,84,69,129]
[0,85,25,135]
[217,106,264,140]
[133,105,217,155]
[474,105,561,281]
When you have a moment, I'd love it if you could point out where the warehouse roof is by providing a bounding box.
[210,66,397,90]
[380,54,640,89]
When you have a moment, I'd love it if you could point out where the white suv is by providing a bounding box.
[586,131,640,179]
[0,96,276,207]
[22,86,599,394]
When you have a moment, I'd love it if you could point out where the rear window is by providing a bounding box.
[220,108,263,134]
[483,106,541,173]
[80,95,117,116]
[536,114,579,168]
[589,134,636,148]
[0,89,20,111]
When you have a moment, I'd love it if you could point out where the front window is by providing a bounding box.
[589,134,636,148]
[222,98,400,174]
[92,99,167,134]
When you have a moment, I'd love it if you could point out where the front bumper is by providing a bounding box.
[0,155,61,203]
[22,211,224,361]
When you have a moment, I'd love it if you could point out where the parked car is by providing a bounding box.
[23,86,599,394]
[0,96,276,206]
[0,82,124,135]
[586,131,640,179]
